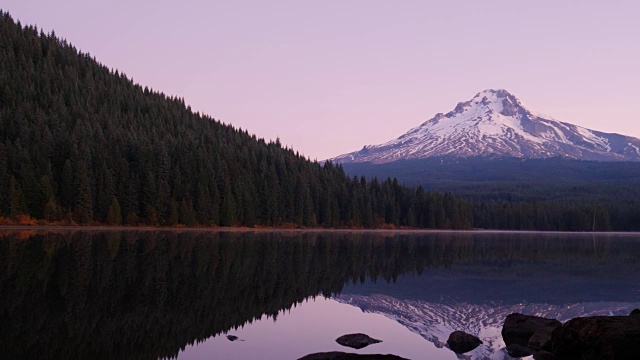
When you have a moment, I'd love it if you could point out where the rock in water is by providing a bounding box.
[552,315,640,359]
[502,313,561,346]
[528,325,559,351]
[226,335,239,341]
[446,331,483,354]
[506,344,537,357]
[335,334,382,349]
[630,309,640,316]
[298,352,407,360]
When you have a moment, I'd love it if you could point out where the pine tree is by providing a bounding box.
[0,143,9,216]
[179,198,197,226]
[168,200,179,226]
[60,159,74,211]
[106,196,122,225]
[9,176,26,217]
[73,157,93,224]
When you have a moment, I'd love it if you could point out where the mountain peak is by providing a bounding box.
[445,89,524,120]
[473,88,514,99]
[330,90,640,163]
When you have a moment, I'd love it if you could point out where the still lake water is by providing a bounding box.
[1,230,639,360]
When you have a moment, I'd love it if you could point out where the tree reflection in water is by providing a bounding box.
[1,230,638,360]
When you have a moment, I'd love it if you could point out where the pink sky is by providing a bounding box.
[4,0,639,160]
[176,297,448,359]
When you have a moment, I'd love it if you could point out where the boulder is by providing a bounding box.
[552,315,640,359]
[298,352,407,360]
[502,313,561,346]
[528,324,559,351]
[226,335,239,341]
[505,344,536,357]
[551,315,640,360]
[335,333,382,349]
[630,309,640,316]
[533,351,556,360]
[446,331,483,354]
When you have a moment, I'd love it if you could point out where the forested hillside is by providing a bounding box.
[0,11,471,229]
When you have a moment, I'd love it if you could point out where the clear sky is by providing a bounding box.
[3,1,639,160]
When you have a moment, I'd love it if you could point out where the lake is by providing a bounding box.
[1,230,639,359]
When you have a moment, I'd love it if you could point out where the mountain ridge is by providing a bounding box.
[331,89,640,163]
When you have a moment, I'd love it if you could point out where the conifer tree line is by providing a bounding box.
[0,12,472,229]
[344,158,640,231]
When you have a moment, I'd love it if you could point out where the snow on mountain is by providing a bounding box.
[335,294,637,360]
[330,89,640,163]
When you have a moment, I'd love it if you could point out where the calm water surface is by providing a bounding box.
[1,230,639,360]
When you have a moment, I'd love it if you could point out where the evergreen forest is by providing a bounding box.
[343,157,640,231]
[1,11,638,231]
[0,12,471,229]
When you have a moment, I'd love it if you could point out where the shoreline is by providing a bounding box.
[0,225,639,236]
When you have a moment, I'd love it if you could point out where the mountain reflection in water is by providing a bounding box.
[0,230,638,360]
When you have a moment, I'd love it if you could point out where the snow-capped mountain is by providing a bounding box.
[331,89,640,163]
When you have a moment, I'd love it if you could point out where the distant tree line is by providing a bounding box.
[343,156,640,232]
[0,12,471,229]
[470,201,628,231]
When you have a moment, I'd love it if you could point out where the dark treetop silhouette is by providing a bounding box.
[0,11,470,229]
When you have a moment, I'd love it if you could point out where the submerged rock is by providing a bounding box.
[335,333,382,349]
[446,331,482,354]
[502,313,561,346]
[506,344,537,357]
[298,352,408,360]
[551,315,640,359]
